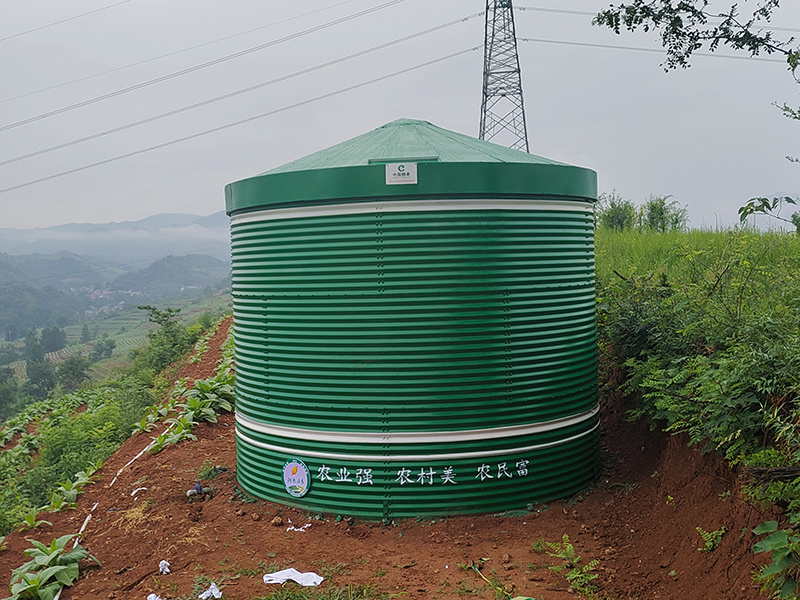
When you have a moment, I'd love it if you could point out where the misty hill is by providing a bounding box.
[110,254,230,298]
[0,212,230,264]
[0,253,230,341]
[0,251,129,290]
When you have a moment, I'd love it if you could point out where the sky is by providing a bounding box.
[1,0,798,230]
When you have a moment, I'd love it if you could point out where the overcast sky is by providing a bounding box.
[1,0,798,230]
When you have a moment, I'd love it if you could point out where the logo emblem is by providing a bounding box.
[282,458,311,498]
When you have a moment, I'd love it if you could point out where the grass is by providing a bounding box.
[316,562,350,579]
[251,583,392,599]
[595,227,800,288]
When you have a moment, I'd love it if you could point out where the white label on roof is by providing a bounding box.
[385,162,418,185]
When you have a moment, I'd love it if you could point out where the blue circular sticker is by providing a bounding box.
[282,458,311,498]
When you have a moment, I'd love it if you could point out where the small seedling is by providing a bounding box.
[696,526,726,552]
[46,491,76,512]
[18,510,52,531]
[665,494,675,507]
[197,460,228,481]
[531,536,546,553]
[546,534,599,594]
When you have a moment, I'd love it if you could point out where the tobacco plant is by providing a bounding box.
[4,534,100,600]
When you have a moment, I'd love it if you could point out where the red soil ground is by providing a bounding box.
[0,318,775,599]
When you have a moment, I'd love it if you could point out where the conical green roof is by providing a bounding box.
[226,119,595,214]
[265,118,568,172]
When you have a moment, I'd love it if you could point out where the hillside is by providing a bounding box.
[109,254,230,298]
[0,319,770,600]
[0,251,129,290]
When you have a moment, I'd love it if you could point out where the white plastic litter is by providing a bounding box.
[159,560,170,574]
[198,582,222,599]
[286,523,311,533]
[131,487,148,496]
[263,568,324,587]
[147,594,164,600]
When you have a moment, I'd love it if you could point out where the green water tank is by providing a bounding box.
[225,118,599,519]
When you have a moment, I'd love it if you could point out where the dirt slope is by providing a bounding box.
[0,318,772,599]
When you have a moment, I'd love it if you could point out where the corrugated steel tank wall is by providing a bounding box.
[226,120,599,519]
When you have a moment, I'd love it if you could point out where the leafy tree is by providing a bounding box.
[23,330,44,364]
[131,305,191,372]
[91,337,116,361]
[593,1,799,73]
[0,344,19,366]
[79,324,91,344]
[0,365,18,420]
[56,355,91,392]
[596,190,638,231]
[22,360,56,400]
[39,325,66,353]
[640,195,689,232]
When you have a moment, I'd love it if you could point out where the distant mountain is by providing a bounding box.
[0,212,230,264]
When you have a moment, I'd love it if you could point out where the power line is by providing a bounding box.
[0,0,136,43]
[0,0,406,133]
[1,27,787,176]
[0,12,483,168]
[0,48,479,195]
[515,6,594,17]
[0,0,365,105]
[518,36,787,63]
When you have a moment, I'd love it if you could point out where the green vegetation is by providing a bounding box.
[597,226,800,596]
[739,197,800,233]
[5,534,99,600]
[753,520,800,599]
[0,292,230,421]
[593,1,798,76]
[0,305,229,536]
[545,534,599,595]
[0,252,230,346]
[246,583,390,599]
[595,191,688,233]
[696,527,726,552]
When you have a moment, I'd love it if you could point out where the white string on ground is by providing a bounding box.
[109,423,173,487]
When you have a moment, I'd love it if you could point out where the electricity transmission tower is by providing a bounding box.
[479,0,529,152]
